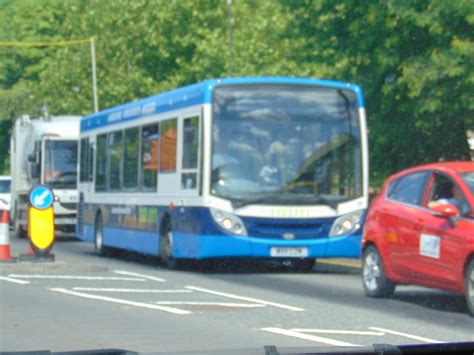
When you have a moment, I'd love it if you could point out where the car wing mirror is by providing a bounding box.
[430,204,459,227]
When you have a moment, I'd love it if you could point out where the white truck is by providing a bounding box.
[10,114,81,238]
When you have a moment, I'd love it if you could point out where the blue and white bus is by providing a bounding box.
[77,77,368,269]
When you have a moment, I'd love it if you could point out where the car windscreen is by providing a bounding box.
[461,172,474,195]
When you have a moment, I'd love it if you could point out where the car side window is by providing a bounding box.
[428,173,470,217]
[387,171,429,206]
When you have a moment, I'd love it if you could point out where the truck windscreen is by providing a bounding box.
[44,140,78,189]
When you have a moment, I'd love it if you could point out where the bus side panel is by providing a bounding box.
[325,234,362,258]
[171,207,334,259]
[102,226,160,255]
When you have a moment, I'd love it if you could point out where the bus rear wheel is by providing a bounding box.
[94,214,109,256]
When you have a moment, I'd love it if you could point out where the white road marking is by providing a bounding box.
[114,270,166,282]
[0,276,30,285]
[291,329,384,336]
[50,288,191,315]
[261,327,360,347]
[72,287,192,293]
[155,301,265,308]
[8,274,146,281]
[185,286,304,311]
[369,327,443,344]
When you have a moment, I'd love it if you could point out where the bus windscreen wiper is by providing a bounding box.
[232,194,341,209]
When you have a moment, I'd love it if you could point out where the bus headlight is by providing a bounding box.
[329,210,363,237]
[210,208,248,236]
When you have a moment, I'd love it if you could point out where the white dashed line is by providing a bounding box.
[369,327,443,343]
[0,276,30,285]
[185,285,304,311]
[291,329,385,336]
[114,270,166,282]
[155,301,265,308]
[50,288,191,315]
[9,274,146,281]
[72,287,192,293]
[261,327,360,346]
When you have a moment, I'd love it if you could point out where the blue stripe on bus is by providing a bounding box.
[81,77,364,132]
[79,225,361,259]
[78,202,363,259]
[103,226,160,255]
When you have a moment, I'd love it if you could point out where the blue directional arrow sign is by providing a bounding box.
[29,186,54,210]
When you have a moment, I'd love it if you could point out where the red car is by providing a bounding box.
[361,162,474,316]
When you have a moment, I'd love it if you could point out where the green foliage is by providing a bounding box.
[0,0,472,180]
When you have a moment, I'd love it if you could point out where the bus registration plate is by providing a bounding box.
[270,247,308,257]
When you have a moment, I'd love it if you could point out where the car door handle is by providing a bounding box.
[415,219,424,230]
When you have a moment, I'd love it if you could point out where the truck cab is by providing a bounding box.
[10,115,81,238]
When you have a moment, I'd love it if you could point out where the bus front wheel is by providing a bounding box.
[159,225,188,270]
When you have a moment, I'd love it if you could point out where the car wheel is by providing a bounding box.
[465,258,474,317]
[362,245,395,298]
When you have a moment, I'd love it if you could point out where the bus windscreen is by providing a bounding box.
[211,84,362,207]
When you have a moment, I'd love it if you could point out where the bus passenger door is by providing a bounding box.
[179,113,201,197]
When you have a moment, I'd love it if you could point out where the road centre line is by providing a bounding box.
[114,270,166,282]
[72,287,192,293]
[0,276,30,285]
[369,327,442,344]
[291,329,384,336]
[9,274,147,281]
[185,286,304,311]
[261,327,360,347]
[50,288,191,315]
[155,301,265,308]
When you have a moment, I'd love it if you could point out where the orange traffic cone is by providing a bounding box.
[0,209,13,261]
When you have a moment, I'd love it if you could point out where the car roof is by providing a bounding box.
[411,161,474,173]
[385,161,474,185]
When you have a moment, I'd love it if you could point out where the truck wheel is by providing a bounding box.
[465,258,474,317]
[362,245,396,298]
[13,207,26,239]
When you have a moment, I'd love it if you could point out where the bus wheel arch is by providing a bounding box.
[159,214,175,268]
[159,214,189,270]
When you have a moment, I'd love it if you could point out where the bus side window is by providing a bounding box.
[80,138,88,182]
[141,124,159,191]
[160,119,177,172]
[95,134,107,191]
[88,144,94,182]
[181,116,199,190]
[80,137,94,183]
[108,130,123,191]
[123,127,139,190]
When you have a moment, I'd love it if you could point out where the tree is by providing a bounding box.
[281,0,473,184]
